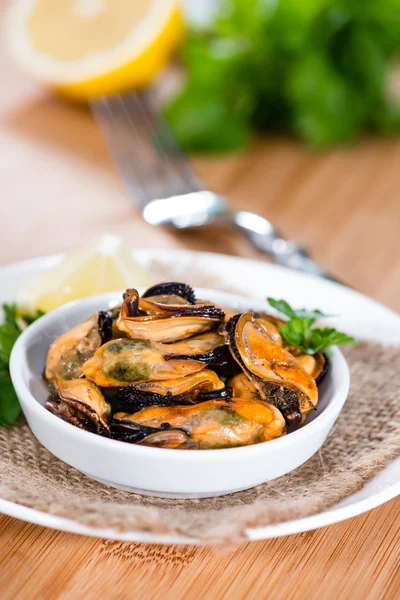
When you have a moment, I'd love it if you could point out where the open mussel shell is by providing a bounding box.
[114,369,231,412]
[111,397,285,449]
[45,378,111,435]
[223,313,318,427]
[117,288,225,343]
[142,282,196,304]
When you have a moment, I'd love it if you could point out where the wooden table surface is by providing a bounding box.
[1,42,400,600]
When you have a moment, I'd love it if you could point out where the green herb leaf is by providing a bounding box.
[267,297,330,322]
[0,367,21,426]
[22,309,45,325]
[267,298,297,319]
[267,297,356,354]
[0,304,44,426]
[308,328,356,353]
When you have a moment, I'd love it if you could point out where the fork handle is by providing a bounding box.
[233,211,341,283]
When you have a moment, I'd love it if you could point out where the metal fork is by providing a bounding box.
[91,91,339,282]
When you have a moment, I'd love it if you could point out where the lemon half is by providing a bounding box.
[6,0,184,100]
[17,234,153,313]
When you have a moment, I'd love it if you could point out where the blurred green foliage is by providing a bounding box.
[165,0,400,151]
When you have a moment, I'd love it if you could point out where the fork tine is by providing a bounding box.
[130,91,202,192]
[114,94,180,200]
[93,90,203,207]
[112,94,170,200]
[117,92,199,197]
[92,95,158,206]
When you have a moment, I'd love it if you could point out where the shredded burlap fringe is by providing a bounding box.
[1,341,399,542]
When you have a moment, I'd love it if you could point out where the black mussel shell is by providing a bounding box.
[194,387,232,403]
[116,388,184,412]
[111,421,164,443]
[142,282,196,304]
[122,289,140,316]
[110,418,186,443]
[221,313,244,365]
[45,396,110,436]
[164,344,229,366]
[98,310,114,344]
[316,354,329,386]
[211,354,243,379]
[114,385,232,412]
[163,304,225,319]
[260,382,303,428]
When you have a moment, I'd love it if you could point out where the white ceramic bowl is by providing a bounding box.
[10,289,350,498]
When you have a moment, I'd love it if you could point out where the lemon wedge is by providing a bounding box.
[6,0,184,100]
[17,234,153,314]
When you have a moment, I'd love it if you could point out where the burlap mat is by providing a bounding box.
[1,262,400,542]
[1,341,399,542]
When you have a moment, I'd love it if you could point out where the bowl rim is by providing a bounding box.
[10,289,350,459]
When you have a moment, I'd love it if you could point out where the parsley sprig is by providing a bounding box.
[267,298,356,355]
[166,0,400,152]
[0,304,44,426]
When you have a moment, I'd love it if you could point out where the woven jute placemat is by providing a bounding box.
[1,264,399,542]
[1,342,399,542]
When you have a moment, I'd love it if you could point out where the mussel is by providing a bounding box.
[110,417,186,444]
[138,430,197,448]
[223,313,318,427]
[45,311,114,380]
[257,315,327,382]
[117,288,225,342]
[111,397,285,449]
[82,338,208,386]
[252,314,283,346]
[82,330,229,387]
[228,373,260,400]
[284,347,327,383]
[142,281,196,304]
[114,369,230,411]
[161,331,228,365]
[45,378,111,435]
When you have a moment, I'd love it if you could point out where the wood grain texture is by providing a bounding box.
[0,29,400,600]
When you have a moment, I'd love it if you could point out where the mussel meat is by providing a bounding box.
[45,311,114,380]
[111,397,285,449]
[46,378,111,435]
[117,288,225,342]
[259,315,327,383]
[114,369,230,411]
[228,373,260,400]
[82,338,208,386]
[223,313,318,427]
[289,349,327,383]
